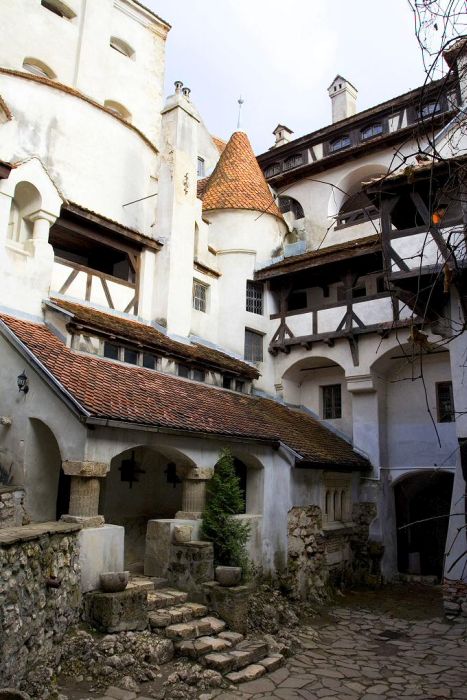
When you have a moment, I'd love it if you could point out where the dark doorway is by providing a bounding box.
[394,471,454,579]
[56,468,71,520]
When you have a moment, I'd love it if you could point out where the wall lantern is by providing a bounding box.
[17,370,29,394]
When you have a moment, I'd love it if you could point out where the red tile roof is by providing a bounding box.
[211,135,227,153]
[1,314,367,469]
[48,298,259,379]
[201,131,284,221]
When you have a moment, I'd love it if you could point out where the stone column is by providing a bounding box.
[25,210,56,260]
[61,460,109,528]
[176,466,214,519]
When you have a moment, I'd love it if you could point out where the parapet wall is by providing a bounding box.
[0,521,81,691]
[0,486,28,529]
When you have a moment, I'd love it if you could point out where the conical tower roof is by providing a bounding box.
[202,131,283,221]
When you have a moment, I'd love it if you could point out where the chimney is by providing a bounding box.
[272,124,293,148]
[328,75,358,123]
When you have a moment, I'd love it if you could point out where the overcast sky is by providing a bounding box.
[146,0,431,154]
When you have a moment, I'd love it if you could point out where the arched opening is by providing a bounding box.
[100,446,186,571]
[213,453,263,515]
[110,36,135,59]
[104,100,132,122]
[7,182,41,244]
[41,0,76,19]
[22,57,56,80]
[394,471,454,578]
[278,195,304,219]
[24,419,64,522]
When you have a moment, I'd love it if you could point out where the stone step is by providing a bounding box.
[225,663,267,684]
[149,602,208,628]
[165,615,226,640]
[147,588,189,610]
[258,654,284,673]
[202,640,268,673]
[175,635,231,658]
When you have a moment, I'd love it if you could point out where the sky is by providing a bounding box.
[145,0,431,154]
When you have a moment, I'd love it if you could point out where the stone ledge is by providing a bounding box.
[0,485,24,495]
[0,520,82,545]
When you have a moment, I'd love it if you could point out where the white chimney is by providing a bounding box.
[272,123,293,148]
[327,75,358,123]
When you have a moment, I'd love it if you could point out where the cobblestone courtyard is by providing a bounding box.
[209,586,467,700]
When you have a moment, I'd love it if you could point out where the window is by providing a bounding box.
[322,384,342,419]
[197,157,205,178]
[287,290,307,311]
[246,281,263,315]
[192,368,205,382]
[110,37,135,59]
[330,135,351,152]
[193,280,208,312]
[41,0,76,19]
[142,353,156,370]
[223,375,233,389]
[235,380,245,393]
[323,475,352,524]
[178,364,205,382]
[278,196,304,219]
[104,100,132,122]
[244,329,263,363]
[420,101,441,118]
[437,382,454,423]
[265,163,281,178]
[178,364,190,378]
[124,348,138,365]
[22,58,56,80]
[103,342,119,360]
[283,153,304,171]
[361,123,383,140]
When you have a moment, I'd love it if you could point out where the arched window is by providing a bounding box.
[278,195,304,219]
[419,101,441,118]
[41,0,76,19]
[104,100,132,122]
[22,58,56,80]
[110,37,135,60]
[329,135,351,152]
[361,123,383,140]
[336,176,382,229]
[7,182,42,244]
[283,153,304,171]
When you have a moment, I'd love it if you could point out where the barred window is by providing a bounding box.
[197,157,205,177]
[265,163,281,178]
[283,153,304,171]
[193,281,208,312]
[437,382,454,423]
[246,281,263,315]
[322,384,342,419]
[244,329,263,363]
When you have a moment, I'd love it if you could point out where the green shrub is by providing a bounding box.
[202,448,250,575]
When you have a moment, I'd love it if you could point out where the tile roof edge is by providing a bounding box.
[0,317,90,419]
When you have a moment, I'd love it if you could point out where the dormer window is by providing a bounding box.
[419,101,441,118]
[22,58,56,80]
[361,123,383,140]
[110,37,135,60]
[283,153,304,171]
[330,135,351,152]
[265,163,281,178]
[104,100,132,122]
[41,0,76,19]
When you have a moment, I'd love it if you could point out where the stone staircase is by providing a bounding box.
[143,583,284,684]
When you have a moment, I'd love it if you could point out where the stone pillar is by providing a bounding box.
[176,466,214,519]
[61,460,109,528]
[25,210,56,260]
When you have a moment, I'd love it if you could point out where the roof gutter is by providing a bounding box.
[0,319,90,420]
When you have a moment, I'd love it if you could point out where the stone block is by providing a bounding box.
[149,610,172,628]
[167,540,214,593]
[84,588,147,633]
[203,652,236,673]
[258,654,284,672]
[219,631,244,645]
[226,664,266,683]
[105,688,137,700]
[175,638,213,658]
[144,519,201,578]
[202,581,251,634]
[79,524,124,593]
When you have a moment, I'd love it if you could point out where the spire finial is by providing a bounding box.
[237,95,244,130]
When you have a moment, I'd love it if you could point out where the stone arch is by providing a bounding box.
[393,469,454,578]
[328,162,387,222]
[23,418,64,522]
[100,444,194,570]
[218,449,265,515]
[282,355,352,439]
[7,181,41,243]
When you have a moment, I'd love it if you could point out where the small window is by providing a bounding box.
[265,163,281,178]
[104,342,119,360]
[41,0,76,19]
[104,100,132,122]
[361,123,383,140]
[244,329,263,363]
[110,37,135,59]
[22,58,56,80]
[322,384,342,419]
[235,380,245,393]
[246,281,263,315]
[278,196,304,219]
[193,280,208,312]
[420,102,441,118]
[197,157,205,178]
[437,382,454,423]
[283,153,304,171]
[330,135,351,152]
[124,348,138,365]
[142,353,156,370]
[223,375,233,389]
[192,368,205,382]
[287,290,308,311]
[178,364,191,378]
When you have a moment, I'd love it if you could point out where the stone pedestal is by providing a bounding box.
[202,581,251,634]
[61,460,108,528]
[167,540,214,595]
[176,466,213,519]
[84,587,148,632]
[79,524,125,593]
[144,518,201,578]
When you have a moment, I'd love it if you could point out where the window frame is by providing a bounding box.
[322,384,342,420]
[246,280,263,315]
[436,381,455,423]
[244,328,264,363]
[192,280,208,313]
[197,157,205,178]
[329,135,351,153]
[360,123,383,140]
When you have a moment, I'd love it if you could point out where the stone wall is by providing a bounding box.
[286,505,327,601]
[0,486,28,529]
[0,521,82,690]
[350,502,382,586]
[443,578,467,621]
